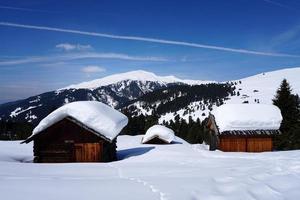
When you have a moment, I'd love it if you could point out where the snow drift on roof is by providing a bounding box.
[30,101,128,141]
[212,104,282,132]
[142,125,175,144]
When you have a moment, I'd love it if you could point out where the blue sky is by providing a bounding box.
[1,0,300,103]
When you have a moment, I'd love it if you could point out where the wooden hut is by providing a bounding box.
[142,125,175,144]
[22,101,128,163]
[205,104,282,152]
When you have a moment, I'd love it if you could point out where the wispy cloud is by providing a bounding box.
[262,0,296,10]
[270,25,300,48]
[81,65,106,76]
[0,56,46,66]
[0,22,299,57]
[0,5,54,13]
[77,52,167,61]
[56,43,93,51]
[0,52,167,66]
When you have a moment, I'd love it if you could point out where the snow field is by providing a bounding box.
[0,135,300,200]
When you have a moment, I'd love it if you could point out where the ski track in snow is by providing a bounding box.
[108,163,168,200]
[189,145,299,200]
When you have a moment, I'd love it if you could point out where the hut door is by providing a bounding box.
[74,143,102,162]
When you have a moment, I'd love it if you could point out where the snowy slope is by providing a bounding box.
[158,100,215,123]
[226,67,300,104]
[158,67,300,123]
[62,70,214,90]
[0,136,300,200]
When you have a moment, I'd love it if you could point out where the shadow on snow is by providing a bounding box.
[117,147,155,160]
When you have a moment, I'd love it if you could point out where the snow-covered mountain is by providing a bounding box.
[0,70,212,124]
[126,67,300,123]
[0,67,299,125]
[62,70,213,89]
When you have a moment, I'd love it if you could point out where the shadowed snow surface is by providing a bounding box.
[0,135,300,200]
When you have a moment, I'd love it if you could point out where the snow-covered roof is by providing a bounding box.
[142,125,175,144]
[212,104,282,133]
[28,101,128,142]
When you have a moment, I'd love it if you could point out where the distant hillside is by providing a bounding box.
[0,67,299,126]
[0,70,212,125]
[226,67,300,104]
[156,67,300,123]
[123,83,233,123]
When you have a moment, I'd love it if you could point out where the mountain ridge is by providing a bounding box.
[0,67,299,125]
[61,70,215,90]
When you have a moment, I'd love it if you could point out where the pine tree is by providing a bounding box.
[186,124,198,143]
[273,79,300,150]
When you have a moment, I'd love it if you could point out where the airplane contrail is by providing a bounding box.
[0,22,299,58]
[0,5,54,13]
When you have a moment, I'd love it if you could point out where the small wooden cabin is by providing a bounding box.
[22,101,128,163]
[143,136,170,144]
[142,125,175,144]
[205,104,282,152]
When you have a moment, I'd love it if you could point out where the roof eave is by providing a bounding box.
[21,116,117,144]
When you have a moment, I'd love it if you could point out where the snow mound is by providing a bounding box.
[192,143,210,151]
[61,70,214,89]
[30,101,128,141]
[142,125,175,143]
[212,104,282,132]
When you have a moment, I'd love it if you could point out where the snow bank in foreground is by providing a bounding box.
[31,101,128,141]
[213,104,282,132]
[142,125,175,143]
[1,136,300,200]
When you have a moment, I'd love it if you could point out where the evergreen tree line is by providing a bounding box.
[127,83,233,116]
[121,110,207,144]
[121,83,234,144]
[0,120,33,140]
[163,116,205,144]
[273,79,300,150]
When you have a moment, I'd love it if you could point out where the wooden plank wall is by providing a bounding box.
[219,137,273,152]
[247,138,272,152]
[219,138,247,152]
[34,143,74,163]
[74,143,103,162]
[33,118,116,163]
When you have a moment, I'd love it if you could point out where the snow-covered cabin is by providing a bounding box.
[142,125,175,144]
[22,101,128,163]
[205,104,282,152]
